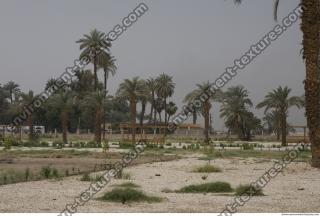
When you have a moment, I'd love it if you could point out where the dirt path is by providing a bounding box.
[0,155,319,213]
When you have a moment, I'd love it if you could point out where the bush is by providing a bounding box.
[80,173,92,181]
[4,137,20,150]
[25,168,31,181]
[40,141,49,147]
[177,181,233,193]
[40,166,52,178]
[52,168,59,178]
[119,142,134,149]
[113,182,140,188]
[235,184,264,196]
[194,164,222,173]
[52,140,63,149]
[99,188,161,204]
[242,143,254,150]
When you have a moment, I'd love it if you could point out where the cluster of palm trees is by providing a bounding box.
[184,83,304,145]
[0,29,179,145]
[116,74,177,144]
[234,0,320,169]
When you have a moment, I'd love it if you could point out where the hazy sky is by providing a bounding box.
[0,0,305,130]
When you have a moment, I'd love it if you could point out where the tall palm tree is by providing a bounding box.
[166,101,178,123]
[155,74,175,137]
[83,90,109,144]
[146,78,157,123]
[235,0,320,172]
[186,82,222,144]
[20,90,37,140]
[4,81,20,103]
[97,53,117,95]
[76,29,111,90]
[49,90,75,144]
[263,110,281,140]
[117,77,144,144]
[220,86,254,140]
[256,86,303,146]
[183,92,202,125]
[136,80,150,131]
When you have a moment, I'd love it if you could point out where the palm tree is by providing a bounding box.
[97,54,117,95]
[183,92,202,125]
[117,77,144,144]
[83,90,109,144]
[155,74,175,137]
[187,82,222,144]
[220,86,254,140]
[137,81,150,130]
[146,78,157,123]
[256,86,303,146]
[166,101,178,123]
[4,81,20,103]
[263,110,281,139]
[49,90,75,144]
[20,90,37,140]
[235,0,320,172]
[76,29,111,90]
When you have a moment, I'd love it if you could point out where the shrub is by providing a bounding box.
[52,168,59,178]
[177,182,233,193]
[242,143,254,150]
[194,164,222,173]
[99,188,161,204]
[40,166,52,178]
[80,173,92,181]
[4,137,20,150]
[235,184,264,196]
[40,141,49,147]
[119,142,134,149]
[25,168,31,181]
[52,140,63,148]
[113,182,140,188]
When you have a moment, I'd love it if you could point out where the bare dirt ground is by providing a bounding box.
[0,152,319,213]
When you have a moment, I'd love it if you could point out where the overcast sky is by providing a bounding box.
[0,0,305,130]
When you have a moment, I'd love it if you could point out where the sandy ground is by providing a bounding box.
[0,154,319,213]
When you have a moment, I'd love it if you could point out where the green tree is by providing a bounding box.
[76,29,111,90]
[256,86,303,146]
[83,90,109,144]
[146,78,157,123]
[155,74,175,137]
[220,86,254,140]
[117,77,144,144]
[20,90,37,140]
[4,81,20,103]
[49,90,75,144]
[186,82,222,144]
[166,101,178,123]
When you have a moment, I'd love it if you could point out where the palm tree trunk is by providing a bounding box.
[61,112,68,144]
[281,112,287,146]
[164,98,167,137]
[302,0,320,167]
[28,116,34,140]
[140,101,146,131]
[131,97,137,145]
[192,111,197,124]
[204,101,210,145]
[95,108,102,144]
[102,72,108,140]
[149,92,155,123]
[93,53,98,91]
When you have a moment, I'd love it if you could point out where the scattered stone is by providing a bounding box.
[155,174,161,176]
[298,187,304,191]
